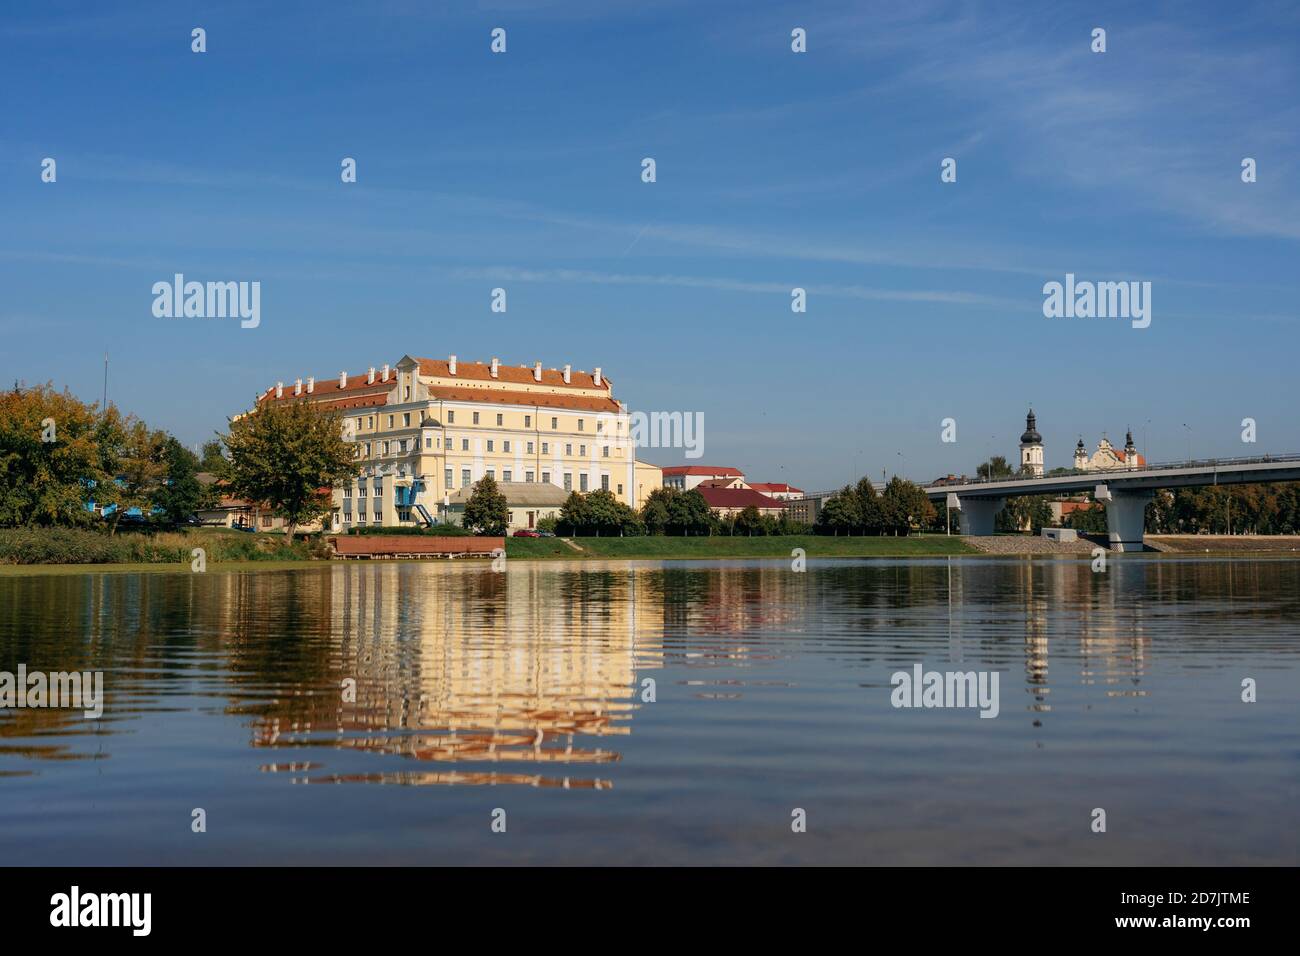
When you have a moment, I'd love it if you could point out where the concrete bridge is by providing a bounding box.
[923,454,1300,551]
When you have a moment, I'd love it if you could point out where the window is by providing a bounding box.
[551,417,558,429]
[404,386,411,400]
[461,438,469,451]
[425,437,432,449]
[580,474,589,492]
[496,413,503,426]
[473,412,480,425]
[542,442,549,454]
[617,484,624,495]
[262,515,272,528]
[487,440,494,452]
[579,445,586,457]
[563,473,572,491]
[527,441,534,454]
[503,470,512,482]
[403,413,411,427]
[358,478,367,494]
[565,444,572,456]
[364,442,371,457]
[597,420,603,433]
[381,441,390,456]
[447,410,455,424]
[367,416,374,428]
[398,440,407,453]
[524,415,531,428]
[486,467,495,480]
[503,440,511,453]
[387,415,394,428]
[526,471,535,483]
[461,468,471,487]
[343,486,351,499]
[578,419,584,431]
[601,475,609,491]
[602,446,610,458]
[445,468,453,489]
[355,417,362,431]
[373,478,383,497]
[374,512,382,523]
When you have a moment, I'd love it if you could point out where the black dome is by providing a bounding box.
[1020,409,1041,444]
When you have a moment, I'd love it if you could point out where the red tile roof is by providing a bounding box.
[662,466,744,477]
[257,366,620,414]
[749,482,803,495]
[696,487,787,510]
[415,358,609,391]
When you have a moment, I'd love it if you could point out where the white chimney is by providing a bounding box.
[448,355,457,375]
[533,361,543,382]
[594,367,603,386]
[306,377,314,393]
[381,364,390,382]
[275,382,284,399]
[339,371,348,388]
[294,378,303,396]
[367,367,376,384]
[490,357,499,378]
[563,364,571,384]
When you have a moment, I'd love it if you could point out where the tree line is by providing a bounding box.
[1,383,358,539]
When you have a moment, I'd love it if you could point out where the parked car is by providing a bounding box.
[512,529,541,537]
[537,531,556,538]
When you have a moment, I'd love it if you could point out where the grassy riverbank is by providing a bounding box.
[505,534,977,560]
[0,527,317,566]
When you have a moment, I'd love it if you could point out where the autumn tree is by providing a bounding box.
[222,400,359,541]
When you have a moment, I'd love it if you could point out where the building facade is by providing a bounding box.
[247,354,662,531]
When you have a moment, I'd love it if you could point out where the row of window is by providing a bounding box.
[343,472,617,496]
[355,410,617,434]
[357,437,618,459]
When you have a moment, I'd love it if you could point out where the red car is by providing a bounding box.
[512,529,541,537]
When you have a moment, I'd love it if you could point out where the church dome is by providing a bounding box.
[1020,409,1042,444]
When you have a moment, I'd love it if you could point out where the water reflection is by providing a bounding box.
[1,557,1298,863]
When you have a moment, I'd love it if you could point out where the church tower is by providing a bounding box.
[1074,437,1088,471]
[1019,408,1044,477]
[1124,428,1138,470]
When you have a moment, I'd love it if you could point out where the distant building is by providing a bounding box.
[696,486,788,519]
[444,481,568,530]
[780,489,839,525]
[749,482,804,500]
[244,354,662,533]
[1019,409,1044,477]
[1073,429,1144,472]
[661,465,745,491]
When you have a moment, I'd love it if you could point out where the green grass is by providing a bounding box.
[505,534,976,560]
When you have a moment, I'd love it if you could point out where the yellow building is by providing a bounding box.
[248,354,662,530]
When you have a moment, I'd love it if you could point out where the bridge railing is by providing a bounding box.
[924,452,1300,490]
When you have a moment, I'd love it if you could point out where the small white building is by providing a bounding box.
[443,481,569,530]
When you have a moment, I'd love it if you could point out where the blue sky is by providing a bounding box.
[2,0,1297,489]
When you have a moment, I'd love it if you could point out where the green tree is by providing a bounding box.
[670,489,713,535]
[977,456,1015,480]
[879,477,933,535]
[0,383,123,528]
[155,437,202,526]
[640,486,676,535]
[222,400,360,541]
[463,474,510,535]
[816,485,862,536]
[734,505,764,536]
[198,439,228,474]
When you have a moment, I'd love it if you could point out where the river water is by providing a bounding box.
[1,557,1296,865]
